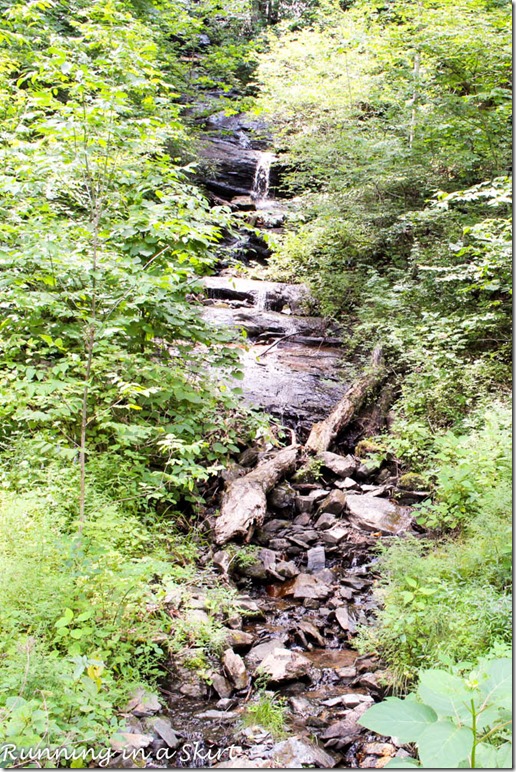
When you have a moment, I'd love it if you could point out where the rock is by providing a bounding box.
[213,550,231,575]
[314,512,338,531]
[211,673,233,699]
[216,698,237,710]
[124,687,161,717]
[221,464,247,482]
[293,512,311,526]
[344,494,413,535]
[337,666,357,679]
[322,694,373,708]
[358,672,383,692]
[291,573,332,600]
[257,648,311,683]
[320,526,348,545]
[223,649,249,690]
[276,560,299,578]
[398,472,428,490]
[236,598,264,618]
[320,716,361,741]
[298,619,326,646]
[335,477,358,490]
[238,446,261,467]
[144,717,180,749]
[262,518,291,535]
[196,710,237,721]
[110,732,154,753]
[231,195,256,210]
[318,490,347,515]
[295,495,316,515]
[307,545,326,573]
[289,696,313,716]
[319,452,357,478]
[334,606,356,633]
[271,738,336,768]
[215,759,271,769]
[360,484,386,496]
[267,538,291,552]
[236,548,278,580]
[268,482,296,513]
[246,639,287,670]
[363,743,397,757]
[225,630,255,650]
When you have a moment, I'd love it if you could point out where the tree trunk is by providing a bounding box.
[214,444,299,545]
[305,346,385,454]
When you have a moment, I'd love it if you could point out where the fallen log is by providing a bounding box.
[305,346,385,454]
[214,445,300,545]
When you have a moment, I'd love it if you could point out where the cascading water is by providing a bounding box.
[251,151,275,201]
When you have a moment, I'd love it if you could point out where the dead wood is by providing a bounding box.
[305,346,385,454]
[214,444,300,545]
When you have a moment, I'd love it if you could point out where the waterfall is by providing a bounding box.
[252,152,275,201]
[254,285,268,312]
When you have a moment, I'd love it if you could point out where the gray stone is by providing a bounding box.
[225,629,255,649]
[271,737,336,768]
[268,482,296,513]
[124,687,161,717]
[195,709,237,721]
[307,545,326,573]
[298,619,325,646]
[320,717,361,741]
[144,717,180,749]
[291,573,332,600]
[257,648,311,683]
[276,560,299,578]
[315,512,338,531]
[334,606,356,633]
[289,696,313,716]
[335,477,359,490]
[344,494,413,535]
[246,639,287,670]
[110,732,154,753]
[295,495,316,515]
[223,649,249,690]
[319,452,357,478]
[211,673,233,699]
[320,525,348,545]
[318,490,347,515]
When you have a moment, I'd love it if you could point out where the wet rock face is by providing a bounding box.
[201,276,348,432]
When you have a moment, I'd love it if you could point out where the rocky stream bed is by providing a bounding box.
[106,109,429,769]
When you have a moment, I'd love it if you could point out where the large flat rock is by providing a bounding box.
[344,494,413,534]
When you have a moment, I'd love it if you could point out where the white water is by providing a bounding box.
[252,151,275,201]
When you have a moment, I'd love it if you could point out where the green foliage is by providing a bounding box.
[359,658,512,768]
[243,690,288,737]
[356,406,511,679]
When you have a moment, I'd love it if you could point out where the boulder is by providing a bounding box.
[320,526,348,545]
[319,452,357,478]
[144,717,180,749]
[268,482,296,514]
[257,648,311,683]
[318,490,347,515]
[320,716,362,741]
[291,573,332,600]
[211,673,233,699]
[334,606,356,633]
[344,494,413,535]
[271,737,336,768]
[225,630,255,650]
[314,512,338,531]
[223,649,249,690]
[246,639,287,671]
[307,545,326,573]
[231,195,256,211]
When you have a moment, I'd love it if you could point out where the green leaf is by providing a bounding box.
[479,658,512,710]
[495,742,513,768]
[417,670,473,721]
[385,759,420,768]
[55,607,74,627]
[417,720,474,768]
[474,743,498,768]
[358,697,438,743]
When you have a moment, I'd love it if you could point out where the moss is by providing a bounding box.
[398,472,429,490]
[355,439,384,458]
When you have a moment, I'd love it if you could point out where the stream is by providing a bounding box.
[112,110,421,769]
